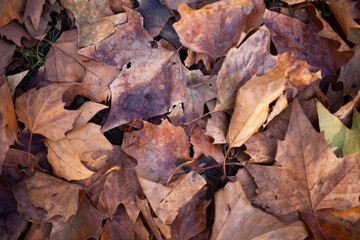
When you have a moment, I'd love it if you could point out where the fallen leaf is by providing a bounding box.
[79,8,183,130]
[101,205,136,240]
[50,192,103,240]
[23,0,45,32]
[60,0,127,47]
[227,53,319,148]
[155,171,206,224]
[173,0,265,59]
[205,100,228,145]
[190,125,224,163]
[0,0,25,27]
[122,119,191,185]
[135,196,163,240]
[211,181,308,240]
[163,0,213,10]
[335,90,360,125]
[73,101,108,128]
[85,148,141,222]
[338,44,360,98]
[24,171,82,221]
[45,30,120,103]
[15,84,80,141]
[137,0,173,37]
[317,101,360,157]
[247,99,360,238]
[6,70,29,95]
[264,9,353,77]
[327,0,360,43]
[301,207,360,240]
[24,223,52,240]
[0,21,33,46]
[46,123,112,181]
[0,38,16,74]
[214,26,276,111]
[171,189,210,240]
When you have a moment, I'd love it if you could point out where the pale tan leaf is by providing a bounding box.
[15,84,80,141]
[7,70,28,96]
[74,102,108,128]
[211,181,308,240]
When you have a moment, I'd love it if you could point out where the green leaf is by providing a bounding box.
[317,102,360,156]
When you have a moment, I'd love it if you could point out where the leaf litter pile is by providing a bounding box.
[1,0,360,239]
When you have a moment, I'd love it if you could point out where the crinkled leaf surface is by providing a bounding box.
[15,84,80,141]
[173,0,265,59]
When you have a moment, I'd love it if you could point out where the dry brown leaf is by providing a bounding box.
[122,120,191,185]
[24,223,52,240]
[150,171,206,225]
[24,171,82,221]
[45,30,120,103]
[85,148,141,222]
[0,77,18,172]
[173,0,265,59]
[327,0,360,43]
[338,44,360,98]
[190,125,224,163]
[15,84,80,141]
[171,189,210,240]
[135,196,164,240]
[46,123,112,181]
[23,0,45,32]
[7,70,28,96]
[227,53,319,148]
[163,0,213,10]
[264,9,353,77]
[60,0,127,47]
[210,181,308,240]
[0,0,26,27]
[73,101,108,128]
[247,99,360,236]
[335,90,360,125]
[301,207,360,240]
[0,38,16,74]
[79,8,184,130]
[215,26,276,111]
[0,21,33,46]
[205,100,228,145]
[137,0,173,37]
[50,192,103,240]
[101,205,136,240]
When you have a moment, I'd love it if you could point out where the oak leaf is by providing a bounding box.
[122,119,191,185]
[173,0,265,59]
[317,101,360,157]
[0,21,32,46]
[15,84,80,141]
[211,181,308,240]
[247,99,360,237]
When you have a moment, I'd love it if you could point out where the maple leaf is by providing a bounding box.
[173,0,265,59]
[15,84,80,141]
[247,99,360,238]
[263,9,353,77]
[60,0,127,47]
[20,171,82,221]
[0,21,32,46]
[317,101,360,157]
[211,181,309,240]
[45,123,113,181]
[79,8,184,130]
[122,119,191,185]
[45,30,120,103]
[85,148,141,222]
[227,53,319,149]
